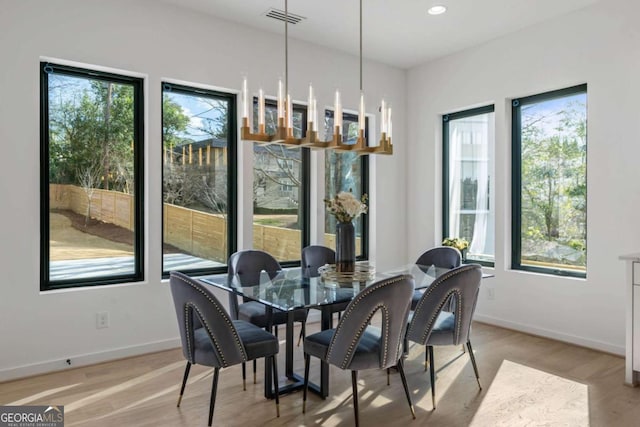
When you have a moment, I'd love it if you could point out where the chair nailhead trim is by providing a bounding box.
[174,274,248,366]
[410,265,474,344]
[327,275,405,369]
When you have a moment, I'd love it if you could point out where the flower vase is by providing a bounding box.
[335,221,356,272]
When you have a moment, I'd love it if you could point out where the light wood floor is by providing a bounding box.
[2,322,640,426]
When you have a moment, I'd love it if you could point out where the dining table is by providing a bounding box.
[199,262,493,399]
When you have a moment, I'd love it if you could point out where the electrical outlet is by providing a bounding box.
[487,288,495,300]
[96,311,110,329]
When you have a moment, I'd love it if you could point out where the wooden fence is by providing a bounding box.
[49,184,364,262]
[163,204,227,262]
[50,184,134,230]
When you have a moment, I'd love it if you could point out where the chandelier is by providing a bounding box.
[240,0,393,155]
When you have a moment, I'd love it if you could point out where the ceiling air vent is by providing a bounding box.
[265,7,305,25]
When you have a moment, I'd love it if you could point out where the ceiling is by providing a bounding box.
[160,0,599,69]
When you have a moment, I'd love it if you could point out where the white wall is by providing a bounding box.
[0,0,407,380]
[407,0,640,354]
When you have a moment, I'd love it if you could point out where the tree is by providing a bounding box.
[162,94,190,150]
[324,119,362,233]
[520,99,587,266]
[194,98,229,139]
[77,159,103,226]
[251,106,305,229]
[48,75,138,193]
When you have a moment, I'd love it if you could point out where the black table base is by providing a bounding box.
[263,306,334,399]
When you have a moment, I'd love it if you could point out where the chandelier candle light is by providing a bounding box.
[240,0,393,154]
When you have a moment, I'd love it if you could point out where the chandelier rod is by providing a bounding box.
[360,0,363,93]
[285,0,289,100]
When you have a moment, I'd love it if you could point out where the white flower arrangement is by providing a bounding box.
[325,191,368,223]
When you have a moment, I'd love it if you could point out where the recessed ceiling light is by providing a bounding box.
[428,5,447,15]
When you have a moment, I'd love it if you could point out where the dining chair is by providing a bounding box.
[227,250,307,386]
[409,246,464,367]
[302,274,416,426]
[300,245,350,342]
[169,271,280,426]
[411,246,462,310]
[301,245,335,278]
[406,264,483,410]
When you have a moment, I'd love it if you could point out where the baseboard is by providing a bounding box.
[0,338,181,383]
[4,315,620,382]
[474,314,625,356]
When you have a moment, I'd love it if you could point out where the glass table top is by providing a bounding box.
[200,263,459,312]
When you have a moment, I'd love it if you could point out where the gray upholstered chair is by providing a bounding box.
[406,264,482,410]
[169,271,280,426]
[297,245,336,345]
[302,275,416,426]
[227,250,307,384]
[301,245,350,337]
[411,246,462,310]
[301,245,335,278]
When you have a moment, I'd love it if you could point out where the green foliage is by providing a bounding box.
[162,94,189,149]
[520,97,587,268]
[48,75,137,193]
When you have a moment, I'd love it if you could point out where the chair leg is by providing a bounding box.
[428,346,436,410]
[425,346,429,372]
[466,340,482,390]
[351,370,360,427]
[177,361,191,407]
[271,356,280,417]
[397,358,416,420]
[297,321,306,347]
[253,359,257,384]
[462,344,466,353]
[303,353,310,414]
[242,362,246,391]
[208,367,220,426]
[387,368,390,386]
[403,335,409,357]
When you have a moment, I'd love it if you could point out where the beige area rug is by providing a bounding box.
[470,360,589,426]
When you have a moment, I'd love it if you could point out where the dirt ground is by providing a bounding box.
[49,212,134,261]
[50,210,179,261]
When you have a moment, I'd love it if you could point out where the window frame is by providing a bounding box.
[324,109,370,261]
[511,83,588,278]
[252,98,310,268]
[161,82,238,278]
[40,62,145,290]
[442,105,495,267]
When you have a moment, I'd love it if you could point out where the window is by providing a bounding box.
[40,62,144,290]
[252,100,309,265]
[443,106,495,265]
[161,83,237,276]
[512,84,587,277]
[324,111,369,259]
[279,180,294,194]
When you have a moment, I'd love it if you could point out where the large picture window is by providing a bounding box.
[324,111,369,258]
[161,83,237,276]
[512,84,587,277]
[443,106,495,265]
[40,62,144,290]
[252,100,309,265]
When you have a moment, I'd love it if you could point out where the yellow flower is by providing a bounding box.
[442,237,469,251]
